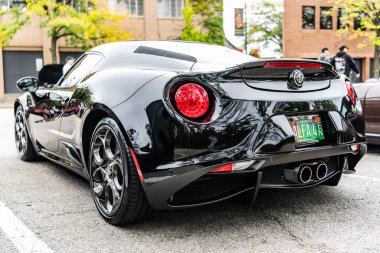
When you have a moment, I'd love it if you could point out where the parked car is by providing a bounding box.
[353,79,380,144]
[14,41,367,225]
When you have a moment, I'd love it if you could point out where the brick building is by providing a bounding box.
[283,0,377,83]
[0,0,185,102]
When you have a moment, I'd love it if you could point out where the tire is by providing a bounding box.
[15,106,38,161]
[89,117,152,225]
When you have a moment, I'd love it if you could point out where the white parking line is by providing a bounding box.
[0,200,54,253]
[343,174,380,183]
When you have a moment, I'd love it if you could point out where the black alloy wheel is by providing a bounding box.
[15,106,38,161]
[89,117,152,225]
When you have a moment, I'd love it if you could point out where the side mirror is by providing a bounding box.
[16,76,39,93]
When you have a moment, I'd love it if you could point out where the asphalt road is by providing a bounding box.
[0,108,379,253]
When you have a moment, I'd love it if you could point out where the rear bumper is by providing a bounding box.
[141,143,367,210]
[125,88,367,209]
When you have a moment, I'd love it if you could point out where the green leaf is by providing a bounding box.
[180,0,224,46]
[1,0,131,63]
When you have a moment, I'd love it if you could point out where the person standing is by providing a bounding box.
[63,56,75,74]
[318,47,330,63]
[330,45,360,79]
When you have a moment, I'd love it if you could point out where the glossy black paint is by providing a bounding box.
[15,41,367,210]
[354,81,380,144]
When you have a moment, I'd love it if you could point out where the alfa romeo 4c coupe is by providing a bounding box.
[14,41,367,225]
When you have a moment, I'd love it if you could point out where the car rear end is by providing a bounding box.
[125,56,367,209]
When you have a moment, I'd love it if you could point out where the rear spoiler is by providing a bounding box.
[229,59,340,80]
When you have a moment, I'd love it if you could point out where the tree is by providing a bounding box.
[331,0,380,78]
[180,0,224,46]
[248,0,283,54]
[0,0,131,63]
[180,0,204,42]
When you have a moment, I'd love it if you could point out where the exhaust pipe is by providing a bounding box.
[284,165,312,184]
[313,162,328,180]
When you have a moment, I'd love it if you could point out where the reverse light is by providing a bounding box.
[351,144,360,152]
[174,83,210,118]
[232,160,255,171]
[210,161,255,173]
[263,61,324,69]
[345,80,356,105]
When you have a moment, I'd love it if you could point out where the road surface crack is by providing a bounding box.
[258,206,308,248]
[48,208,95,217]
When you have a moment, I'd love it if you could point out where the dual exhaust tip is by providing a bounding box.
[284,162,328,184]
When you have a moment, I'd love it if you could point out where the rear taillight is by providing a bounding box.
[174,83,210,118]
[345,80,356,105]
[210,164,233,173]
[264,61,324,69]
[210,161,255,173]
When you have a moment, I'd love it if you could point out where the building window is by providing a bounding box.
[370,59,380,78]
[354,11,365,30]
[108,0,144,16]
[337,8,349,29]
[157,0,184,18]
[57,0,92,11]
[302,6,315,29]
[320,7,332,30]
[1,0,26,10]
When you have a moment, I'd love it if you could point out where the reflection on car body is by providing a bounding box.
[14,41,367,225]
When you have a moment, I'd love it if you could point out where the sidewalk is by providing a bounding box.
[0,94,18,108]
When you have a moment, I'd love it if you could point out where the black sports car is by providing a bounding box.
[14,41,366,225]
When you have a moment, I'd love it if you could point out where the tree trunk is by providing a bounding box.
[51,36,58,64]
[374,45,380,79]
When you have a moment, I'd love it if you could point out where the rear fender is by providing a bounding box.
[79,68,173,108]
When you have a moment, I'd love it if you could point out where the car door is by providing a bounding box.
[365,84,380,135]
[56,53,103,163]
[28,53,102,153]
[28,81,70,153]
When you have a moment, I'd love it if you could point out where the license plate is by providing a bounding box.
[288,115,325,144]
